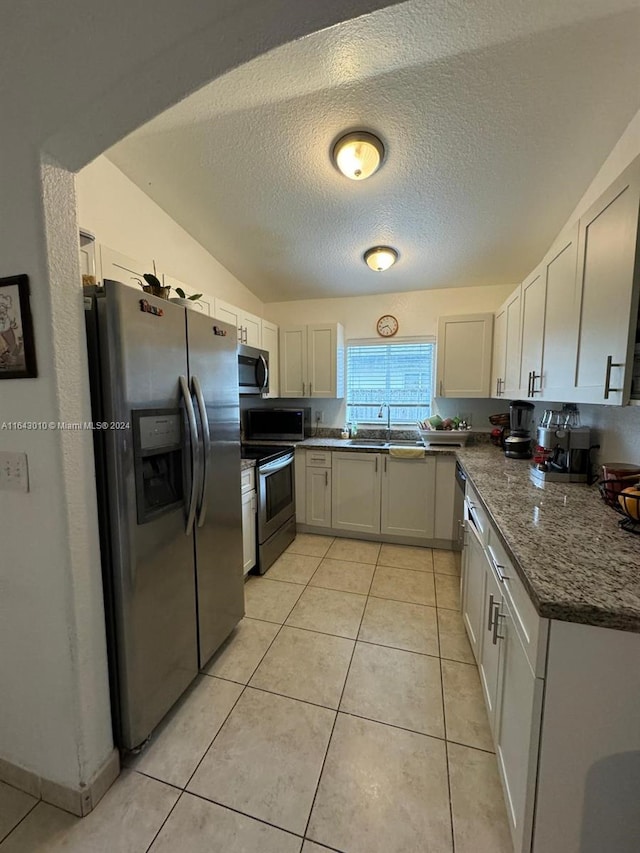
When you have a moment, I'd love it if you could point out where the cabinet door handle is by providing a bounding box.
[375,457,378,473]
[492,606,504,644]
[531,372,542,395]
[496,378,499,396]
[498,378,504,396]
[302,382,306,396]
[384,456,387,473]
[325,470,328,486]
[604,355,624,399]
[487,593,496,631]
[439,379,444,396]
[309,382,312,396]
[527,371,532,397]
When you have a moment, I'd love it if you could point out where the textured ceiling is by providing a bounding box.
[107,0,640,302]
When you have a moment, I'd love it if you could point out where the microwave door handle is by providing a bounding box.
[256,354,268,393]
[180,375,200,536]
[192,375,210,527]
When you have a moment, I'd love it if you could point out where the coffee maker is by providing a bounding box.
[531,425,592,482]
[504,400,535,459]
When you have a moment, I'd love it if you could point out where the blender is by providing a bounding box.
[504,400,535,459]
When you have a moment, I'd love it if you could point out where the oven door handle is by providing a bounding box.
[192,374,210,528]
[259,453,294,475]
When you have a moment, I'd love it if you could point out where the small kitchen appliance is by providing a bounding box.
[531,425,592,483]
[504,400,535,459]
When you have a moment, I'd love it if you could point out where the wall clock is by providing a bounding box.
[376,314,398,337]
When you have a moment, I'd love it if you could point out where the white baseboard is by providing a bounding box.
[0,748,120,817]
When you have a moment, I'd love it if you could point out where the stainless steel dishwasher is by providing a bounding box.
[454,461,466,550]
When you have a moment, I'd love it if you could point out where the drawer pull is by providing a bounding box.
[325,470,328,486]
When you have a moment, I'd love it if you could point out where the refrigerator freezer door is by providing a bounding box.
[187,312,245,666]
[99,281,198,749]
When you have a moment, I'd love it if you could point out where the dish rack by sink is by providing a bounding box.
[599,478,640,534]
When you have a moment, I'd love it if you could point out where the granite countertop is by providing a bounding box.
[297,438,640,632]
[240,458,256,471]
[456,445,640,633]
[296,437,460,454]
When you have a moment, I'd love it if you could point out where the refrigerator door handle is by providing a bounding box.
[180,375,200,536]
[192,374,211,528]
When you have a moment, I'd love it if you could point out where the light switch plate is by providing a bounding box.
[0,451,29,492]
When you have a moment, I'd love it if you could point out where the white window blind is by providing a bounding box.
[346,339,435,424]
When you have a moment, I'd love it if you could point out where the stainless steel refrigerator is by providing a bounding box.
[85,280,244,751]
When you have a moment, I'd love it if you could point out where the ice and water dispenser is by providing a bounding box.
[132,410,185,524]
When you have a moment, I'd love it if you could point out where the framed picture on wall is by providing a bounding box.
[0,274,38,379]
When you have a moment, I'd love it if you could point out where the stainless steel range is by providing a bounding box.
[240,445,296,573]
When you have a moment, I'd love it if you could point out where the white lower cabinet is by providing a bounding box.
[241,468,256,575]
[306,466,332,527]
[462,474,640,853]
[478,560,503,733]
[460,523,486,662]
[331,452,382,534]
[494,596,544,853]
[380,455,435,539]
[461,493,546,853]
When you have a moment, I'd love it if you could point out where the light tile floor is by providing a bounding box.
[0,536,512,853]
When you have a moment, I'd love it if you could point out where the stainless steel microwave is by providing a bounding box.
[245,408,310,441]
[238,344,269,395]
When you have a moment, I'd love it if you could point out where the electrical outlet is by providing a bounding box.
[0,451,29,492]
[315,410,323,424]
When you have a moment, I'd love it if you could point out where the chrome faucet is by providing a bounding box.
[377,403,391,440]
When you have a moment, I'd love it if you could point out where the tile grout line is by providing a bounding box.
[434,556,458,853]
[0,797,40,847]
[144,789,185,853]
[181,574,308,797]
[299,546,374,845]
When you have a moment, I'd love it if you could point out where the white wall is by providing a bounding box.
[76,157,265,315]
[266,283,513,425]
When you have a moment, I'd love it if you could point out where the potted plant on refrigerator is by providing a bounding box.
[133,263,171,299]
[169,287,204,310]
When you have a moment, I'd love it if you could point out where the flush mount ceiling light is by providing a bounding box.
[364,246,399,272]
[331,131,385,180]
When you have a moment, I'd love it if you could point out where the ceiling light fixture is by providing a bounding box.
[331,131,385,180]
[364,246,398,272]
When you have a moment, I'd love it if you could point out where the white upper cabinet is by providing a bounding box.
[572,158,640,405]
[492,304,507,400]
[100,246,153,290]
[436,314,494,397]
[280,326,308,396]
[518,266,546,398]
[537,224,580,401]
[280,323,345,398]
[213,298,262,348]
[492,288,521,399]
